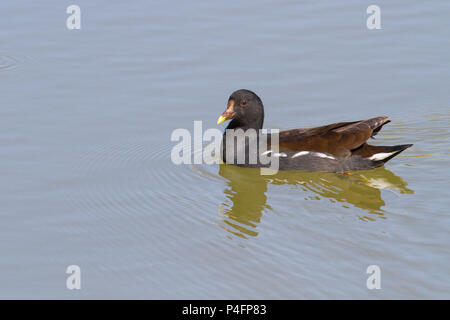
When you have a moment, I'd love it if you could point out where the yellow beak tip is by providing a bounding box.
[217,115,227,125]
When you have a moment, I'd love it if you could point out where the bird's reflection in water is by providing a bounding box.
[218,164,413,239]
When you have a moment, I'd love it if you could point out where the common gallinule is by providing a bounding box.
[217,89,412,172]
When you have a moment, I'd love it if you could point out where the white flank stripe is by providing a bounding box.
[313,152,336,160]
[292,151,310,158]
[291,151,336,160]
[273,152,287,157]
[260,150,287,157]
[369,151,397,161]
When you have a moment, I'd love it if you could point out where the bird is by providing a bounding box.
[216,89,412,172]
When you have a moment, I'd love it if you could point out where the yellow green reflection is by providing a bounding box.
[218,165,413,238]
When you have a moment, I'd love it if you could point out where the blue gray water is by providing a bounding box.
[1,1,449,299]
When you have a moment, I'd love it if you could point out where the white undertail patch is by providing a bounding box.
[368,151,397,161]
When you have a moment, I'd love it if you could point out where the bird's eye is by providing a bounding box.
[241,99,248,107]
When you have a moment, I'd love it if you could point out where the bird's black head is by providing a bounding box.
[217,89,264,130]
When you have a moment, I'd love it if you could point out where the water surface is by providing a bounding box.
[0,1,449,299]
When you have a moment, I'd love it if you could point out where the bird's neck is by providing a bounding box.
[226,119,263,131]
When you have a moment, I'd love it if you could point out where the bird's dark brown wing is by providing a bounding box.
[274,116,390,159]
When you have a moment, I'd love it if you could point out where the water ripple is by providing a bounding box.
[66,139,224,246]
[0,53,20,72]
